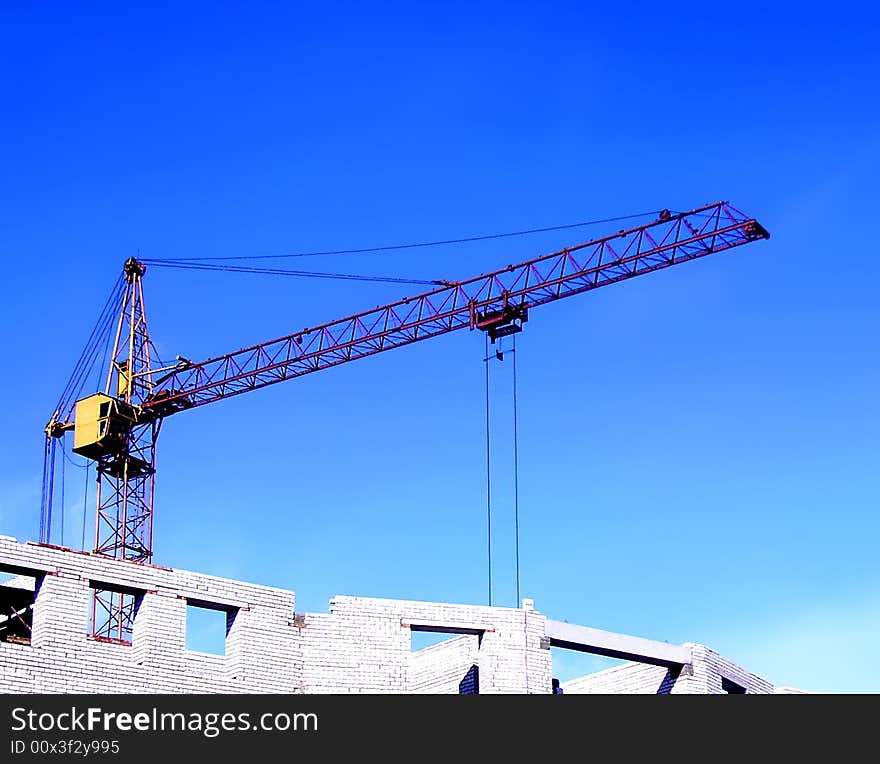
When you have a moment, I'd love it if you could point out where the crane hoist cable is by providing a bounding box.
[483,332,523,608]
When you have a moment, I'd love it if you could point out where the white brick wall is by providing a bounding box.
[0,536,798,694]
[562,662,683,694]
[561,644,777,694]
[0,536,551,694]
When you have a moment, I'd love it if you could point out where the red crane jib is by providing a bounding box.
[142,201,769,417]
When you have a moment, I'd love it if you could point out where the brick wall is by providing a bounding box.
[0,536,551,694]
[562,644,776,694]
[563,662,686,694]
[0,536,797,695]
[298,596,551,693]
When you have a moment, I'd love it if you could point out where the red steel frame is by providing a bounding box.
[144,201,768,414]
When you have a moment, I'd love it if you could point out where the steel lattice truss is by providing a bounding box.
[94,420,159,562]
[95,263,158,567]
[91,261,158,641]
[145,201,768,414]
[91,591,137,644]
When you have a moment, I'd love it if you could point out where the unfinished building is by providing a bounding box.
[0,536,806,694]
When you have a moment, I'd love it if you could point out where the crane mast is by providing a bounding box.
[45,201,769,640]
[95,257,157,564]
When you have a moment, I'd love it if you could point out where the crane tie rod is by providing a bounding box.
[140,260,444,286]
[138,210,665,263]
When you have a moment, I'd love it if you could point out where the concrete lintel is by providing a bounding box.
[402,618,494,635]
[0,557,57,577]
[179,592,250,612]
[89,577,153,597]
[545,620,692,668]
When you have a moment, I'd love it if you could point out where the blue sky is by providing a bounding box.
[1,2,878,692]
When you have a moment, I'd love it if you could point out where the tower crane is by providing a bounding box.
[42,201,769,640]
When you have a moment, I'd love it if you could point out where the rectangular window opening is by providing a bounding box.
[185,601,232,656]
[0,571,38,646]
[407,623,484,695]
[88,582,144,645]
[410,630,464,651]
[550,646,629,694]
[722,676,747,694]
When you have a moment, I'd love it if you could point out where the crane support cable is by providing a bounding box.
[39,438,50,543]
[137,210,666,263]
[60,447,65,547]
[39,438,57,544]
[52,275,125,421]
[140,259,443,286]
[57,275,123,403]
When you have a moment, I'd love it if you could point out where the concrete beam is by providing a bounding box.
[0,557,56,577]
[402,618,494,635]
[545,620,692,668]
[179,592,250,612]
[88,577,153,597]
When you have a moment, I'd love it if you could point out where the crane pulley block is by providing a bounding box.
[476,304,529,343]
[143,388,193,418]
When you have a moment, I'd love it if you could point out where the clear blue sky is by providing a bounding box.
[1,2,877,692]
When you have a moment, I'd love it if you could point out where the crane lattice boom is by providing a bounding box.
[143,201,768,416]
